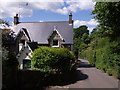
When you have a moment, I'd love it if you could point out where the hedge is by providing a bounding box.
[79,37,120,79]
[31,46,76,74]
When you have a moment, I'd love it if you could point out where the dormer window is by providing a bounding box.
[52,40,59,47]
[20,40,25,45]
[19,40,25,51]
[48,27,64,48]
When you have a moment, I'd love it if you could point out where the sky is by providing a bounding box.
[0,0,99,32]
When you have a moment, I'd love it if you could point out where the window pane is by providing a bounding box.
[53,40,58,46]
[20,40,25,45]
[23,59,31,69]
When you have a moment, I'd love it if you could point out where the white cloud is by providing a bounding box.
[66,0,95,13]
[0,0,95,18]
[0,1,65,18]
[74,19,98,33]
[74,19,99,27]
[88,19,99,26]
[0,2,33,18]
[56,7,69,15]
[39,20,43,22]
[88,27,94,33]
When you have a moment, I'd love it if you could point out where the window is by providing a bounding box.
[52,40,59,47]
[23,59,31,69]
[19,40,25,45]
[53,40,58,46]
[19,40,25,51]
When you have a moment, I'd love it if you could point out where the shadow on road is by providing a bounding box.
[77,60,94,68]
[44,70,88,86]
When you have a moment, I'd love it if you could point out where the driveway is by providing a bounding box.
[46,59,119,89]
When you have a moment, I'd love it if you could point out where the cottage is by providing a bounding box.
[11,13,74,69]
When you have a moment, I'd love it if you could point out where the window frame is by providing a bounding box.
[52,40,59,47]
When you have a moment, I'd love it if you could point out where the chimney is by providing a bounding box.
[14,14,19,25]
[69,13,73,25]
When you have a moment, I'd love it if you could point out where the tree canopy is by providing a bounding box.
[0,19,9,25]
[73,2,120,79]
[74,25,89,38]
[73,25,90,59]
[92,2,120,37]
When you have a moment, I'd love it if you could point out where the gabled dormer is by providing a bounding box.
[48,26,64,48]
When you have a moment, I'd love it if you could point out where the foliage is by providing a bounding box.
[92,2,120,38]
[81,33,90,44]
[1,19,19,88]
[91,2,120,79]
[0,19,9,25]
[91,28,98,34]
[73,25,89,59]
[79,35,120,78]
[73,2,120,79]
[1,18,18,68]
[1,47,8,62]
[2,52,19,70]
[31,47,76,73]
[74,25,89,38]
[2,30,15,47]
[2,48,19,89]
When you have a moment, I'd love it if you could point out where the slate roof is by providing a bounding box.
[12,21,73,44]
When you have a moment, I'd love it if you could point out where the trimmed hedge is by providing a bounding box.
[79,37,120,79]
[31,47,76,73]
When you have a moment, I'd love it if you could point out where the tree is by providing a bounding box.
[91,28,98,34]
[74,25,89,38]
[81,33,90,44]
[0,19,9,25]
[1,19,19,88]
[78,2,120,79]
[92,2,120,37]
[73,25,89,59]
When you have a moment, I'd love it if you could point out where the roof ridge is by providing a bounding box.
[20,21,69,23]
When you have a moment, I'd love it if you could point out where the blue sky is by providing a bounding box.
[0,0,98,32]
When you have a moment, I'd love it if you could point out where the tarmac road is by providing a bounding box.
[45,59,119,89]
[67,59,119,88]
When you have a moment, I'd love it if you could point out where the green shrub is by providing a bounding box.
[2,51,19,89]
[3,52,19,69]
[31,47,76,73]
[79,36,120,79]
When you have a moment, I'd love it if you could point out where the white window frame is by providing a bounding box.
[52,40,59,47]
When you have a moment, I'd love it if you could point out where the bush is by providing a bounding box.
[2,51,19,89]
[79,36,120,79]
[31,47,76,73]
[2,51,19,71]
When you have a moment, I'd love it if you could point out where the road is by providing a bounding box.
[67,59,119,88]
[46,59,119,89]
